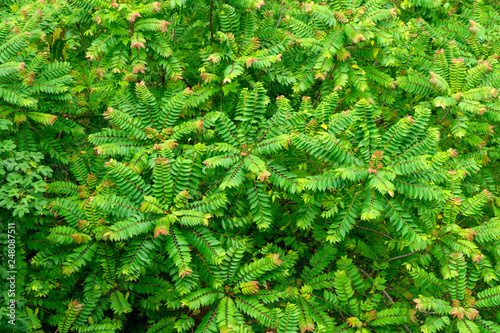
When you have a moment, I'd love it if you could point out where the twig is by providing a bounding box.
[209,0,215,42]
[386,250,420,262]
[439,106,451,124]
[382,289,394,304]
[358,267,374,279]
[275,2,284,28]
[171,15,175,41]
[76,24,91,70]
[362,247,434,328]
[354,225,393,240]
[181,77,192,88]
[381,289,413,333]
[418,310,437,315]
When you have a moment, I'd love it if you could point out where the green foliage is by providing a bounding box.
[0,9,85,164]
[2,0,500,333]
[0,120,52,218]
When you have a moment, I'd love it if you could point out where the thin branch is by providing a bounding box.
[386,250,420,262]
[354,225,393,240]
[181,77,193,88]
[171,15,175,41]
[382,289,394,304]
[439,106,451,124]
[381,289,413,333]
[358,267,374,279]
[418,310,437,315]
[209,0,215,42]
[275,2,284,28]
[76,23,91,70]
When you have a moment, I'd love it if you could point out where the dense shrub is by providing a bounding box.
[1,0,500,332]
